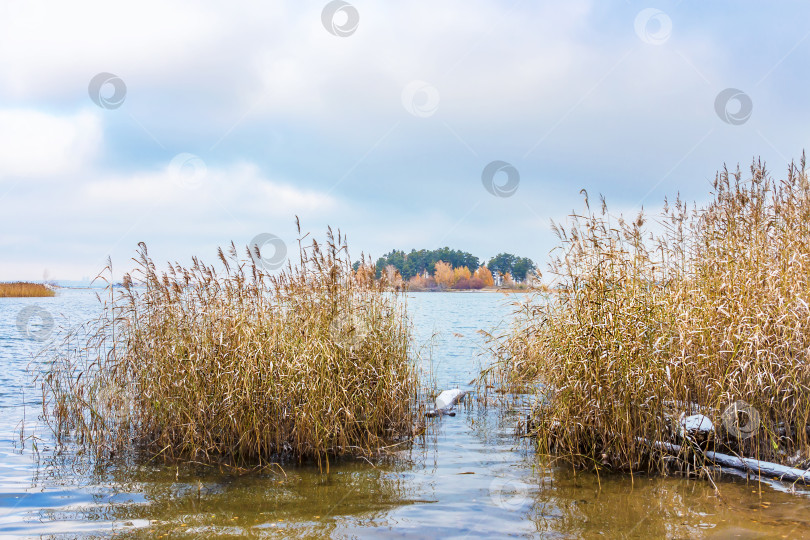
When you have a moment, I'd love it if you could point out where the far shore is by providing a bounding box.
[0,281,552,296]
[406,287,548,294]
[0,282,56,298]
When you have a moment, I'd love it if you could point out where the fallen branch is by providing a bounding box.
[645,439,810,484]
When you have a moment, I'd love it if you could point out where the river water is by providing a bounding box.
[1,289,810,538]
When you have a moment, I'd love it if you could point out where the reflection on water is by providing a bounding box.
[532,470,810,539]
[1,289,810,537]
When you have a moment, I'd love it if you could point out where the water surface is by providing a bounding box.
[1,289,810,538]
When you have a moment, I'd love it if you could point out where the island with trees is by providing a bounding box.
[354,248,542,291]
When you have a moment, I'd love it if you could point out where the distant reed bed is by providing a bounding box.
[491,156,810,473]
[42,223,417,468]
[0,282,54,297]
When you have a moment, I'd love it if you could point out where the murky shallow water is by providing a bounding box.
[2,289,810,538]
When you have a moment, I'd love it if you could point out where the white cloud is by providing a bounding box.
[0,1,696,125]
[0,109,101,178]
[0,1,807,280]
[81,161,335,214]
[0,0,224,100]
[0,158,340,280]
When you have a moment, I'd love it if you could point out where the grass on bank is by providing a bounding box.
[0,282,55,298]
[489,155,810,474]
[42,222,418,468]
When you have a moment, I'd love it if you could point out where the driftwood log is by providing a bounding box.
[648,439,810,484]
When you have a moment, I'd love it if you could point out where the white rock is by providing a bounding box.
[680,414,714,434]
[435,389,466,411]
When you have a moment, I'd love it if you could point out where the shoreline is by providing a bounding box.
[406,287,544,294]
[0,282,56,298]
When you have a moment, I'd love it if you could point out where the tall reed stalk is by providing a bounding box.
[493,156,810,473]
[42,222,417,467]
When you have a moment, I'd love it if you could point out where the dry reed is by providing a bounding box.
[41,221,417,468]
[0,282,55,297]
[491,156,810,474]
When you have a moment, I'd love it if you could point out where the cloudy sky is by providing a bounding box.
[1,1,809,280]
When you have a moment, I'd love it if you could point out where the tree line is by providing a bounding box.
[361,248,536,282]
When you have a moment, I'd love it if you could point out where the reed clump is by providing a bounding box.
[492,156,810,473]
[42,223,417,467]
[0,282,55,297]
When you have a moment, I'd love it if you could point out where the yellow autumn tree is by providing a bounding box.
[408,274,429,290]
[355,264,375,287]
[378,264,403,289]
[452,266,471,284]
[434,260,454,288]
[473,266,494,287]
[503,272,515,288]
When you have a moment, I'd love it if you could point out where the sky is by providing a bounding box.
[1,1,809,281]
